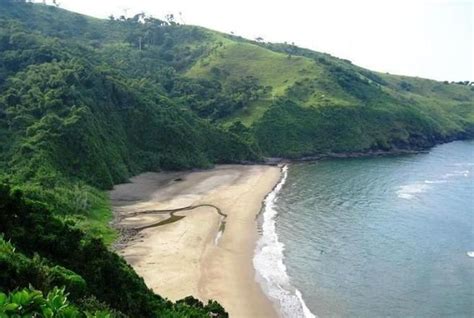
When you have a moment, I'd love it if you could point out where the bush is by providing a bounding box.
[0,287,111,318]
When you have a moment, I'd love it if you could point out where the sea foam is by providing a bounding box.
[398,166,471,199]
[396,183,430,199]
[254,165,317,318]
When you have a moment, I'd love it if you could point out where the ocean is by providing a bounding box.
[254,140,474,317]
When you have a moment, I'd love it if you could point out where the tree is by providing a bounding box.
[287,42,297,59]
[165,13,175,25]
[178,11,185,24]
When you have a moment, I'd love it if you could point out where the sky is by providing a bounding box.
[49,0,472,82]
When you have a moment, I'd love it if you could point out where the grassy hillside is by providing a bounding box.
[182,31,473,157]
[186,38,324,125]
[0,1,472,316]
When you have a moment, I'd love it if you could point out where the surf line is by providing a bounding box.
[254,164,317,318]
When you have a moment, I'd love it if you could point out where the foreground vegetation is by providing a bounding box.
[0,1,472,316]
[0,184,227,317]
[0,287,111,318]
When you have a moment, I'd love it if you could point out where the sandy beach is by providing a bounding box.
[109,165,281,317]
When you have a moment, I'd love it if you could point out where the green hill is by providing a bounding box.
[0,1,472,317]
[183,32,473,156]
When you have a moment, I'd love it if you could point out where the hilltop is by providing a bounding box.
[185,31,473,156]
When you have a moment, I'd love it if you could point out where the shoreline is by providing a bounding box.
[253,165,316,318]
[257,136,474,166]
[264,148,429,166]
[109,165,282,317]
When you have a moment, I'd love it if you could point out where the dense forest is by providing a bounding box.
[0,0,472,316]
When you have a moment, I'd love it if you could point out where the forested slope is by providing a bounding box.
[0,1,472,317]
[0,1,259,237]
[0,2,249,317]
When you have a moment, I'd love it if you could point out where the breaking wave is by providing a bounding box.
[254,165,316,318]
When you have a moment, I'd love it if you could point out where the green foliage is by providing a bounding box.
[1,58,256,189]
[188,27,473,145]
[0,286,111,318]
[0,184,228,317]
[2,1,471,168]
[0,237,87,300]
[167,74,267,120]
[254,99,377,157]
[328,65,383,101]
[253,97,471,158]
[0,3,260,243]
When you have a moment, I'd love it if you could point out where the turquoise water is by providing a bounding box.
[256,141,474,317]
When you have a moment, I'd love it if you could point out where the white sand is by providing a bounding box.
[110,165,281,317]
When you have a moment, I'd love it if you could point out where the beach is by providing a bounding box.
[109,165,282,317]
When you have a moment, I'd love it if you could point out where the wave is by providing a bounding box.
[443,170,470,178]
[424,180,447,184]
[396,183,430,199]
[253,165,317,318]
[398,167,471,199]
[453,163,474,167]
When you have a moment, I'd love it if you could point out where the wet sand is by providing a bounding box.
[110,165,281,317]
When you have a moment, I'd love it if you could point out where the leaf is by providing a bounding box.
[3,303,19,312]
[41,307,53,318]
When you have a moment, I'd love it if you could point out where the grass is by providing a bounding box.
[59,198,117,246]
[223,99,273,126]
[185,29,472,135]
[376,73,474,132]
[186,37,325,125]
